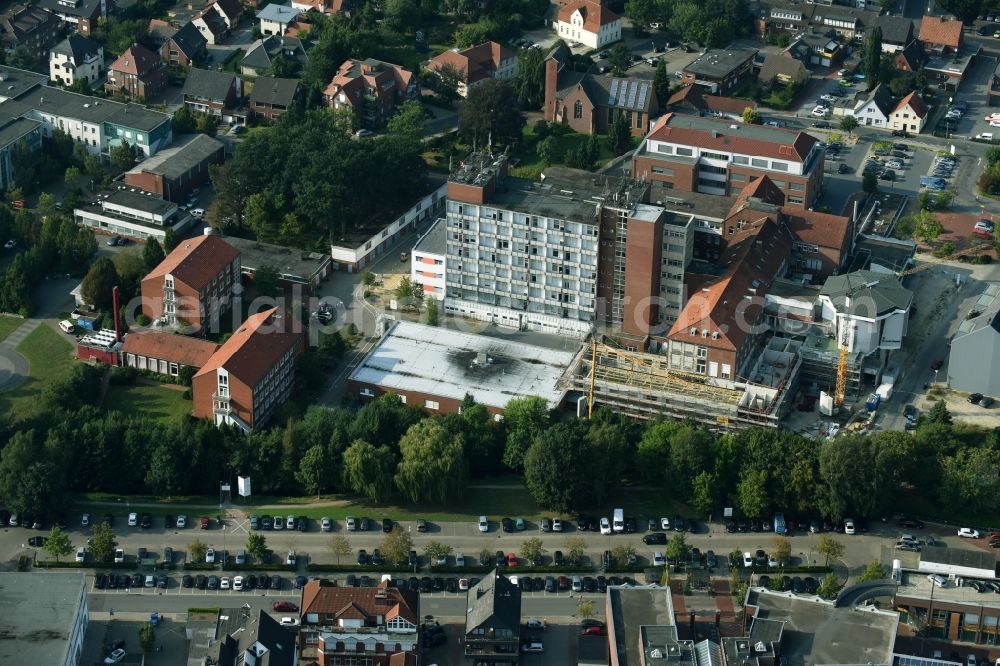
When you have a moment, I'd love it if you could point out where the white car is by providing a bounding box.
[176,515,186,528]
[345,516,356,531]
[114,548,125,563]
[838,68,850,76]
[127,512,137,527]
[743,551,754,568]
[75,546,85,563]
[966,656,976,666]
[958,527,981,538]
[552,518,563,532]
[58,320,75,333]
[459,578,470,591]
[220,576,230,590]
[190,208,205,218]
[600,517,612,535]
[478,516,489,532]
[286,550,297,565]
[206,547,216,563]
[233,576,244,591]
[820,94,835,103]
[885,160,902,169]
[3,239,16,250]
[811,106,829,117]
[321,517,332,532]
[522,642,544,653]
[844,518,856,535]
[660,517,670,530]
[986,113,1000,121]
[104,648,126,663]
[653,551,666,566]
[280,617,300,627]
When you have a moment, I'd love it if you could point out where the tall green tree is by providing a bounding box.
[516,47,546,109]
[142,238,165,271]
[609,43,631,76]
[858,560,888,582]
[395,420,468,503]
[653,59,671,107]
[608,112,633,155]
[110,141,137,171]
[296,443,339,496]
[342,439,397,502]
[862,26,882,89]
[459,79,526,148]
[43,526,73,561]
[90,523,116,563]
[172,106,197,134]
[246,532,269,561]
[381,526,414,566]
[80,257,119,312]
[816,534,845,566]
[839,115,858,135]
[502,396,549,470]
[523,420,592,511]
[387,100,426,138]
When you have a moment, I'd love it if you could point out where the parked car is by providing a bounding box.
[958,527,981,538]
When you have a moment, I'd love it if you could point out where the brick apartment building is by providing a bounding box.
[632,113,825,208]
[140,234,241,333]
[192,307,304,431]
[123,133,225,202]
[543,45,658,137]
[105,44,166,100]
[121,330,219,379]
[427,41,517,97]
[299,579,419,665]
[323,58,415,128]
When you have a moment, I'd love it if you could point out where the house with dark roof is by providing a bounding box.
[36,0,106,35]
[121,330,219,378]
[665,83,755,121]
[140,234,241,333]
[554,0,622,49]
[239,35,309,76]
[758,53,807,86]
[892,40,924,72]
[0,5,59,59]
[427,41,517,97]
[918,15,963,54]
[205,608,297,666]
[888,91,927,134]
[49,34,103,87]
[632,113,825,208]
[833,82,893,128]
[105,44,167,100]
[875,14,914,52]
[182,68,244,124]
[323,58,416,129]
[160,22,207,67]
[123,133,225,201]
[192,306,304,431]
[543,46,658,136]
[249,76,301,122]
[465,570,521,665]
[781,33,844,69]
[300,578,420,665]
[192,0,241,45]
[818,269,912,358]
[681,46,757,95]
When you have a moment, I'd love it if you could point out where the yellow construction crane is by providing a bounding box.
[833,264,931,406]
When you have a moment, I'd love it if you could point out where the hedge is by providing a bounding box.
[750,566,832,575]
[183,563,217,571]
[35,561,137,570]
[429,565,492,575]
[307,564,413,573]
[187,608,220,614]
[226,563,296,572]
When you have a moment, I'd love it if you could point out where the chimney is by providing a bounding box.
[112,285,122,343]
[544,54,559,123]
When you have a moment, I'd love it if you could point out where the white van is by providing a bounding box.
[612,508,624,533]
[927,574,947,588]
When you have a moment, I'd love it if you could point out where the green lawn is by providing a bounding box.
[0,315,22,342]
[0,324,75,421]
[103,382,191,423]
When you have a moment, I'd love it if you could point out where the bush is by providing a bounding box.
[933,242,955,258]
[182,389,192,399]
[307,564,413,573]
[109,366,138,386]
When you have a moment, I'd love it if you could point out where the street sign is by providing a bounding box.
[238,476,251,497]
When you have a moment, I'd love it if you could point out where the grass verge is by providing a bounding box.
[0,324,75,421]
[103,383,191,424]
[0,315,22,342]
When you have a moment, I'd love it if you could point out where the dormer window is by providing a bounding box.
[690,327,697,335]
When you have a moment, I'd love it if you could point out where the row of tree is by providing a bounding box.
[624,0,753,47]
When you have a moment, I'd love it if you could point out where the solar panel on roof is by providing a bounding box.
[626,81,638,109]
[636,83,648,110]
[608,79,620,106]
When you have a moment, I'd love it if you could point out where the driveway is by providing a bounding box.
[0,319,39,392]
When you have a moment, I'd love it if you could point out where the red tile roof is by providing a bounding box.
[324,58,414,108]
[557,0,621,32]
[647,113,817,162]
[427,41,514,86]
[781,206,850,251]
[193,307,303,389]
[122,330,219,368]
[109,44,161,76]
[301,579,419,627]
[731,174,785,209]
[893,90,927,118]
[667,85,756,116]
[144,235,239,293]
[918,16,962,48]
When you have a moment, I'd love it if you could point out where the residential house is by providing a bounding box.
[300,578,420,665]
[918,15,963,54]
[757,3,812,36]
[105,44,166,100]
[924,47,978,92]
[2,80,173,156]
[892,40,924,72]
[874,14,914,52]
[681,46,757,96]
[554,0,622,49]
[49,34,103,88]
[193,0,241,45]
[543,46,658,136]
[239,35,309,76]
[181,68,245,124]
[632,113,825,207]
[206,609,298,666]
[664,217,790,381]
[256,3,301,36]
[123,133,225,201]
[834,82,892,128]
[36,0,106,35]
[758,53,808,87]
[464,571,521,665]
[888,91,927,134]
[192,306,305,431]
[427,41,517,98]
[323,58,416,128]
[0,5,60,60]
[783,33,844,69]
[249,76,300,122]
[817,12,867,42]
[160,21,207,67]
[140,233,241,332]
[121,330,219,379]
[291,0,347,14]
[665,83,756,121]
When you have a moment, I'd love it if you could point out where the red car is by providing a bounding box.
[199,516,210,529]
[506,552,518,567]
[581,625,603,636]
[272,601,298,612]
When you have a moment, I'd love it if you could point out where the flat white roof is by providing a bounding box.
[349,321,575,410]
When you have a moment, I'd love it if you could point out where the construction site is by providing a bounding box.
[558,337,803,432]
